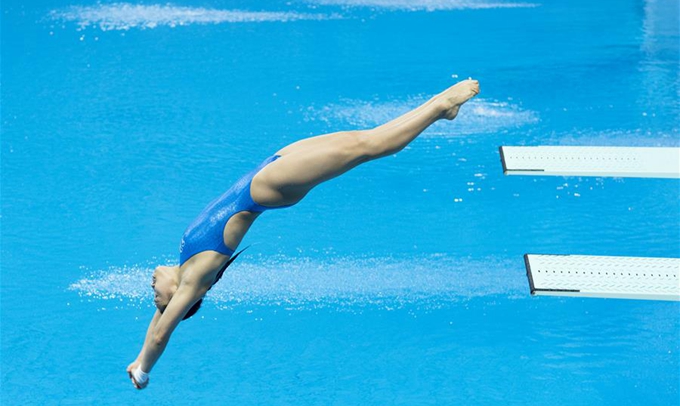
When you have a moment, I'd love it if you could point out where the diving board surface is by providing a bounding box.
[500,146,680,178]
[525,254,680,301]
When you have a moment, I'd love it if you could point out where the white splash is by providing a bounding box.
[304,97,539,136]
[49,3,340,31]
[308,0,539,10]
[69,255,526,310]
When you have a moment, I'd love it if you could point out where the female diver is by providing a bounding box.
[127,79,480,388]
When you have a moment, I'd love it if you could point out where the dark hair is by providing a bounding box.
[182,299,203,320]
[181,247,249,321]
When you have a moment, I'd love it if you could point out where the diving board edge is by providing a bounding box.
[499,146,544,174]
[524,254,580,297]
[500,146,680,178]
[524,254,680,302]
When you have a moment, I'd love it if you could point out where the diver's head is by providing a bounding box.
[151,265,203,320]
[151,265,180,312]
[151,247,248,320]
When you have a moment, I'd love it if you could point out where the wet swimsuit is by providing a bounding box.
[179,154,291,266]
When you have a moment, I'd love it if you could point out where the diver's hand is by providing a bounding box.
[126,360,140,374]
[127,360,149,389]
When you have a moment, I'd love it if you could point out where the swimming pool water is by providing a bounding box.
[2,0,679,404]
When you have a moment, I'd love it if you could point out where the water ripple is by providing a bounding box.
[303,97,539,136]
[69,255,526,310]
[308,0,539,11]
[49,3,341,31]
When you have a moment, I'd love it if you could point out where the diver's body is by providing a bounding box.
[127,79,480,389]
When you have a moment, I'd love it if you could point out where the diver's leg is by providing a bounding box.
[365,79,480,156]
[253,80,480,206]
[275,97,442,157]
[275,131,346,156]
[275,80,479,157]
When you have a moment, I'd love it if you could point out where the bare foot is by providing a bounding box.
[437,79,480,120]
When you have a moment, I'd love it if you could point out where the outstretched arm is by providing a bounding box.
[127,280,208,389]
[126,309,161,387]
[138,310,162,359]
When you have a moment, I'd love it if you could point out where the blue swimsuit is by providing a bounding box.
[179,155,291,266]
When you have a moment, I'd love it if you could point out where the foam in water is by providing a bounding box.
[69,255,527,311]
[49,3,341,31]
[308,0,539,11]
[303,97,539,136]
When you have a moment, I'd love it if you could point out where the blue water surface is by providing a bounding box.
[2,0,679,404]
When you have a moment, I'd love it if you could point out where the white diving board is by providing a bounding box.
[499,146,680,178]
[524,254,680,301]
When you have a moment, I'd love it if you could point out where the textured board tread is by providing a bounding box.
[524,254,680,301]
[500,146,680,178]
